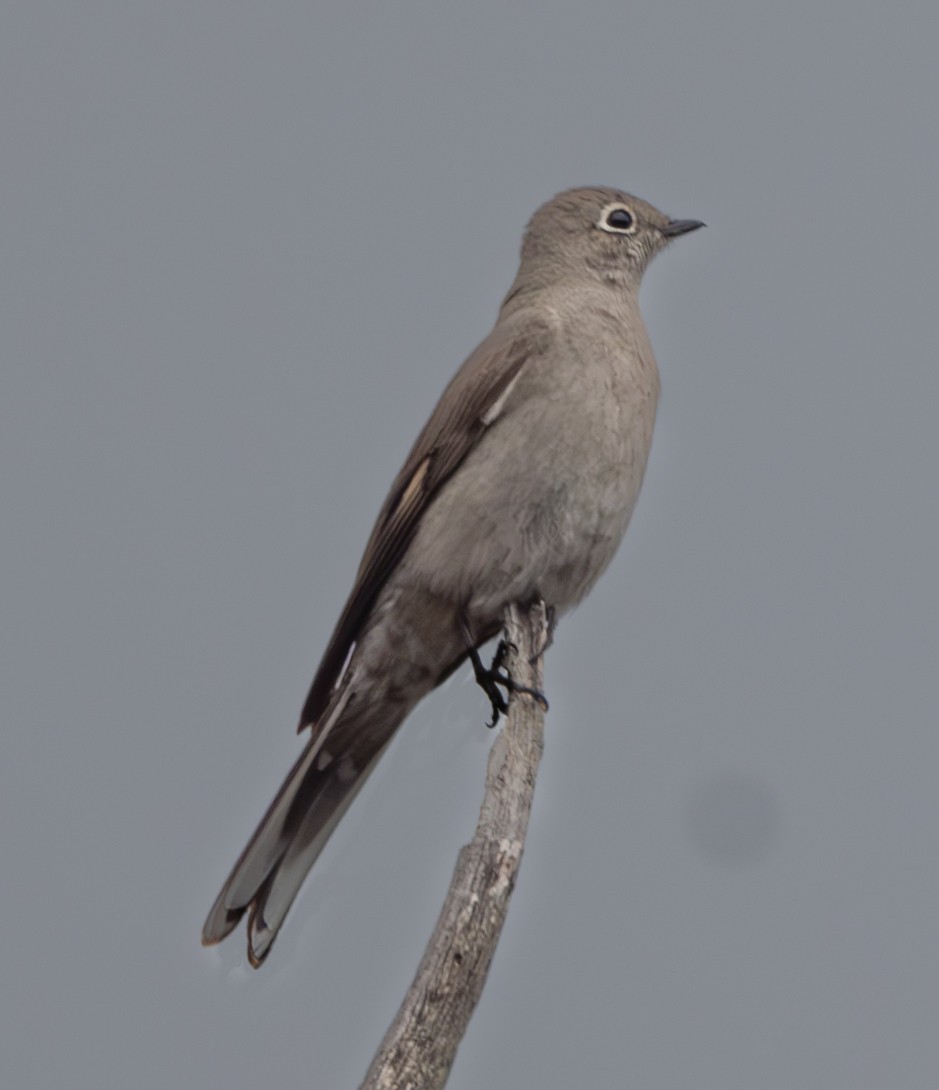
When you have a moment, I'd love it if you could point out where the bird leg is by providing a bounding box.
[461,619,549,728]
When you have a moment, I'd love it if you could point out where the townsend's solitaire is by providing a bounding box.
[202,186,703,966]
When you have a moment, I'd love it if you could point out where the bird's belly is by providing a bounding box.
[402,364,657,625]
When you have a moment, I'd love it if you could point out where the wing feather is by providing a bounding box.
[298,318,553,730]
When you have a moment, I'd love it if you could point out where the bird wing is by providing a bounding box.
[299,316,554,731]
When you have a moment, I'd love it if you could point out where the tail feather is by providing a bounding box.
[201,736,324,949]
[244,738,393,965]
[201,699,403,967]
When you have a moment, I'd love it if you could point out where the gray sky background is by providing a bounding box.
[3,3,938,1088]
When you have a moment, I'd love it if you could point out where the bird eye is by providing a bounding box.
[598,204,637,235]
[606,209,633,230]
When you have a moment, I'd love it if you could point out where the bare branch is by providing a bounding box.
[360,599,549,1090]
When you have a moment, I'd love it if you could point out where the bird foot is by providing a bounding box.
[467,638,549,728]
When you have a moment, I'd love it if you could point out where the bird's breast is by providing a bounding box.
[401,311,660,619]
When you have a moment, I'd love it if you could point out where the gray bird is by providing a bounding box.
[202,186,703,966]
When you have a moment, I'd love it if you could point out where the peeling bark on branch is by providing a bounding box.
[359,600,549,1090]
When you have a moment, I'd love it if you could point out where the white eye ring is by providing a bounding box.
[597,203,638,235]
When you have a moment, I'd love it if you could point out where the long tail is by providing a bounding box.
[201,708,400,967]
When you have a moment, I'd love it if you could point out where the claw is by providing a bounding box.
[462,625,549,728]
